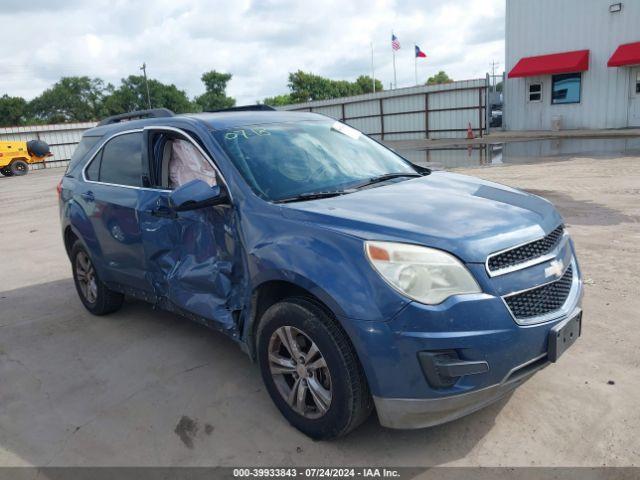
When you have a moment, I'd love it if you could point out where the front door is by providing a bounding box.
[137,129,243,330]
[629,67,640,127]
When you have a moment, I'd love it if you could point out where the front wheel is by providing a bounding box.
[10,160,29,176]
[71,242,124,315]
[257,298,372,439]
[0,167,14,177]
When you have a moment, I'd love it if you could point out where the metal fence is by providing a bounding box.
[0,121,96,170]
[0,79,489,171]
[280,78,489,140]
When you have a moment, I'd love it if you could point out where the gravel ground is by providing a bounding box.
[0,157,638,467]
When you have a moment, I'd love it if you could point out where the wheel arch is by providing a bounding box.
[243,276,349,360]
[63,225,80,258]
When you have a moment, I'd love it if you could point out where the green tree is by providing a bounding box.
[263,94,293,107]
[355,75,384,94]
[0,94,29,127]
[28,76,108,123]
[102,75,195,115]
[426,71,453,85]
[284,70,384,104]
[194,71,235,111]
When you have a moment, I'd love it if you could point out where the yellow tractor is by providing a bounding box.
[0,140,52,177]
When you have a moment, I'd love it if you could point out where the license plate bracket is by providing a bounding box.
[548,311,582,362]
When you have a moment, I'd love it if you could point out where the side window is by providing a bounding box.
[94,132,143,187]
[85,150,102,180]
[528,82,542,102]
[150,132,217,190]
[551,73,581,104]
[168,139,217,189]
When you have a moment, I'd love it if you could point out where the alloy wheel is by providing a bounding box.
[268,325,332,419]
[75,251,98,304]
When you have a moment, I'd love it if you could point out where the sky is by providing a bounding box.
[0,0,505,105]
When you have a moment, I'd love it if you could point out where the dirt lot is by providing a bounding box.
[0,157,638,467]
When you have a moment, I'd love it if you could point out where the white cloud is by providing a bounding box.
[0,0,505,104]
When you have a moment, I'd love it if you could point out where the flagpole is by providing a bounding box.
[414,50,418,86]
[393,51,397,89]
[371,42,375,93]
[391,31,397,89]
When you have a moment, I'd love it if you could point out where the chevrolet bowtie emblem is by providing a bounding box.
[545,259,564,278]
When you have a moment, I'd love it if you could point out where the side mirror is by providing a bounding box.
[169,179,227,212]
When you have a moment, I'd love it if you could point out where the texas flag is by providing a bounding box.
[415,45,427,58]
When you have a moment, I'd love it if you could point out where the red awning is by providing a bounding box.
[608,41,640,67]
[508,50,590,78]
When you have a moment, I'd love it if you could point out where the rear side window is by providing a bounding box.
[66,136,100,173]
[85,150,102,180]
[86,132,143,187]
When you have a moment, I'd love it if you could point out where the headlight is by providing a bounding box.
[365,241,481,305]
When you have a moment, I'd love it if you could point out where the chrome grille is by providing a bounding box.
[488,225,565,273]
[504,265,573,320]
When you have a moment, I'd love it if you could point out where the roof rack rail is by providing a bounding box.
[97,108,175,126]
[207,104,276,113]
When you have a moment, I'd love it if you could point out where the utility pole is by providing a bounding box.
[490,60,500,92]
[140,62,152,109]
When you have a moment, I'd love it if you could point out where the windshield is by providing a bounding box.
[213,120,418,201]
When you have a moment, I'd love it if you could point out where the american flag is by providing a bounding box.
[391,34,400,51]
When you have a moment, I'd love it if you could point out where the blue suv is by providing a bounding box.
[59,107,583,439]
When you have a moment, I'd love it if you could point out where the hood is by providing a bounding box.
[280,171,562,263]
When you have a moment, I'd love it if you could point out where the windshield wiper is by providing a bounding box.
[274,190,354,203]
[274,172,425,203]
[350,172,422,190]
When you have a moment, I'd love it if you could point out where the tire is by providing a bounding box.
[0,167,14,177]
[70,241,124,315]
[257,298,372,439]
[10,159,29,176]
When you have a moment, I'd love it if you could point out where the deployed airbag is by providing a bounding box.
[169,139,217,188]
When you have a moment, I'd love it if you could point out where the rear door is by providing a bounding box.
[82,131,153,293]
[628,67,640,127]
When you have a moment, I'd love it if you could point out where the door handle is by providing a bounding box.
[149,205,177,219]
[80,191,94,202]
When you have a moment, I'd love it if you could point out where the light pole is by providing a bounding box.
[140,62,152,109]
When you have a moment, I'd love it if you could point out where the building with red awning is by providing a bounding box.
[504,0,640,130]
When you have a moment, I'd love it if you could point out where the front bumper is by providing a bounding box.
[374,351,549,429]
[339,245,583,429]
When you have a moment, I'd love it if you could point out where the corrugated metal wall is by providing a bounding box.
[505,0,640,130]
[0,122,96,169]
[280,79,488,140]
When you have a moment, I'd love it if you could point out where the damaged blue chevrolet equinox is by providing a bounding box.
[59,107,583,439]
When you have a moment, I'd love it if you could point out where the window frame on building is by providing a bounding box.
[551,72,582,105]
[527,81,543,102]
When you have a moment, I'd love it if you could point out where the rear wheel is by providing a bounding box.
[257,298,372,439]
[71,242,124,315]
[10,160,29,176]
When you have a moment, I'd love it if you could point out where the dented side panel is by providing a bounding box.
[137,189,247,334]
